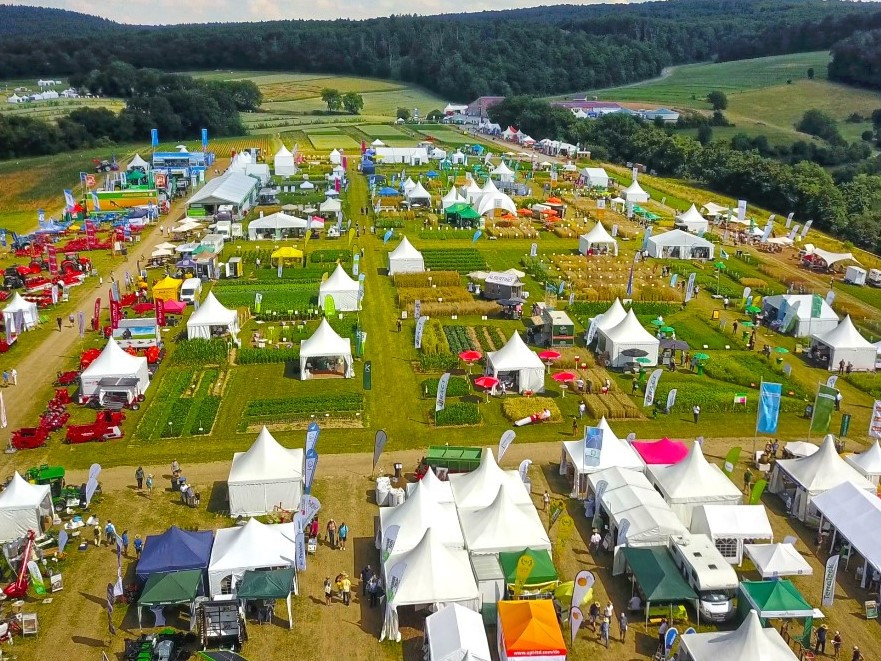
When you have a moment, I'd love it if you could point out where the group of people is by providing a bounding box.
[91,518,142,558]
[323,566,383,608]
[1,368,17,387]
[324,518,349,551]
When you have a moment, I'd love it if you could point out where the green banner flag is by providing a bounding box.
[722,447,742,477]
[323,294,336,317]
[811,384,838,434]
[811,294,823,319]
[840,413,851,438]
[363,361,372,390]
[749,479,767,505]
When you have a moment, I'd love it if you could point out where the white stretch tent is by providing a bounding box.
[578,222,618,256]
[701,202,729,217]
[477,191,517,217]
[675,204,710,234]
[560,416,644,497]
[846,440,881,485]
[770,434,875,521]
[274,145,296,176]
[743,543,813,578]
[784,441,818,458]
[79,338,150,403]
[458,483,551,554]
[647,442,742,527]
[680,609,798,661]
[207,518,297,597]
[813,480,881,589]
[485,332,545,393]
[809,247,859,268]
[381,529,480,642]
[623,179,649,203]
[0,472,54,542]
[763,294,838,338]
[810,315,876,371]
[319,264,360,312]
[646,229,715,260]
[387,237,425,275]
[247,212,307,240]
[3,292,39,336]
[690,505,773,565]
[228,427,304,517]
[449,448,533,510]
[425,603,491,661]
[299,319,354,380]
[187,292,239,341]
[596,309,659,368]
[581,167,609,188]
[378,477,464,553]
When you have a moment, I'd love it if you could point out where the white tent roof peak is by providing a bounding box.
[624,180,647,196]
[491,161,514,176]
[487,332,543,370]
[677,204,707,224]
[582,222,616,245]
[189,291,237,326]
[390,236,422,259]
[209,518,297,573]
[458,482,552,553]
[813,315,874,349]
[300,318,351,357]
[229,426,304,484]
[649,441,741,500]
[595,298,628,331]
[481,177,498,194]
[407,181,431,200]
[425,604,491,661]
[744,543,813,578]
[775,434,874,493]
[402,177,417,191]
[82,337,147,378]
[465,179,481,194]
[847,440,881,476]
[275,144,292,157]
[682,609,798,661]
[0,472,49,507]
[449,447,532,509]
[4,292,35,312]
[128,153,150,170]
[603,309,658,344]
[322,263,358,290]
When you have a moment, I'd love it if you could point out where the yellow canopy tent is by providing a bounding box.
[153,276,183,302]
[271,247,304,266]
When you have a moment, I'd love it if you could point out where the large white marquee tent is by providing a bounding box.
[763,294,839,338]
[247,212,308,240]
[228,427,305,517]
[646,229,714,260]
[387,237,425,275]
[319,264,360,312]
[0,472,55,542]
[187,292,239,341]
[80,338,150,404]
[485,332,545,393]
[596,309,660,368]
[810,315,876,371]
[2,292,39,338]
[299,319,354,380]
[846,440,881,485]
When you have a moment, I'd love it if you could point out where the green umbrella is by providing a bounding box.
[714,261,726,270]
[774,346,790,354]
[740,320,755,328]
[694,352,710,361]
[650,319,665,327]
[635,357,652,364]
[661,326,675,333]
[746,305,761,314]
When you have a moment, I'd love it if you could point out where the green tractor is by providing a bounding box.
[24,465,81,508]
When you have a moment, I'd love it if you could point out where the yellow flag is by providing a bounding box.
[557,514,575,546]
[348,227,356,248]
[512,553,535,598]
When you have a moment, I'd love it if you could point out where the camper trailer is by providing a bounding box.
[669,534,738,622]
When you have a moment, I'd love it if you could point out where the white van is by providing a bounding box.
[180,278,202,304]
[669,534,738,622]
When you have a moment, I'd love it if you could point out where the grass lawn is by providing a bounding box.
[308,133,361,150]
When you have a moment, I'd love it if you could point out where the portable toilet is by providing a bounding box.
[845,265,867,286]
[226,257,243,279]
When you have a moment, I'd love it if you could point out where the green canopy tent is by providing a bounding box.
[137,569,203,629]
[621,546,699,626]
[445,202,481,229]
[235,568,297,628]
[738,580,814,648]
[498,548,559,594]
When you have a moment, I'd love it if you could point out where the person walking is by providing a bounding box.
[542,491,550,511]
[832,631,842,659]
[600,615,610,648]
[618,611,628,642]
[56,317,62,331]
[360,565,374,596]
[121,530,130,556]
[658,618,669,655]
[338,522,349,551]
[815,623,828,655]
[10,368,16,386]
[572,417,578,436]
[134,535,143,559]
[104,520,116,547]
[732,321,738,336]
[135,466,145,490]
[835,392,842,411]
[341,574,352,606]
[588,602,600,631]
[396,319,402,333]
[852,646,863,661]
[743,467,754,496]
[145,473,153,495]
[693,405,701,424]
[93,523,102,547]
[326,519,337,549]
[324,577,333,605]
[839,359,846,375]
[578,401,586,419]
[368,575,380,607]
[68,313,75,327]
[1,371,7,387]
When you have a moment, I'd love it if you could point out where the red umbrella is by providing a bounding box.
[538,350,561,361]
[459,350,483,363]
[474,376,499,389]
[551,371,577,383]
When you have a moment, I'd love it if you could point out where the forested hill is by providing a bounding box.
[1,0,880,100]
[0,5,121,36]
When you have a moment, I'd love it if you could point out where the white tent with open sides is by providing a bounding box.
[596,309,659,368]
[2,292,39,338]
[579,222,618,256]
[388,236,424,275]
[425,603,491,661]
[560,416,644,497]
[319,264,360,312]
[228,427,305,517]
[299,319,354,380]
[743,543,813,579]
[187,292,239,341]
[486,332,545,393]
[0,472,55,542]
[80,337,150,404]
[810,315,876,372]
[623,179,649,203]
[846,440,881,485]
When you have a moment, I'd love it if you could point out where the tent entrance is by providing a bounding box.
[495,370,519,392]
[96,377,140,405]
[302,355,349,378]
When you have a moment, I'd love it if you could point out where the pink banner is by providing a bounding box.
[92,298,101,331]
[155,298,165,327]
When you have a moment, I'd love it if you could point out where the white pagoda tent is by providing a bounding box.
[441,186,466,210]
[485,332,545,393]
[187,292,239,341]
[274,145,296,176]
[228,427,304,517]
[329,149,341,165]
[458,483,551,554]
[464,178,483,205]
[743,543,813,579]
[449,448,532,510]
[810,315,876,371]
[2,292,39,340]
[680,610,798,661]
[299,319,354,380]
[578,222,618,256]
[596,309,659,368]
[592,299,628,340]
[319,264,360,312]
[405,181,432,206]
[0,472,54,542]
[402,177,417,192]
[425,604,491,661]
[207,518,298,596]
[381,529,480,642]
[319,197,342,215]
[770,434,875,522]
[647,442,742,526]
[79,337,150,404]
[560,416,645,497]
[127,153,151,172]
[690,505,773,565]
[675,204,709,234]
[378,477,464,553]
[623,179,649,203]
[490,161,515,183]
[846,440,881,485]
[388,236,424,275]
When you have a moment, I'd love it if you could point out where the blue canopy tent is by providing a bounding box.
[426,170,439,179]
[176,258,198,270]
[378,187,400,196]
[136,526,214,582]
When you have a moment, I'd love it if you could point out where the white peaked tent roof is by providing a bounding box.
[690,505,773,542]
[846,440,881,476]
[681,610,798,661]
[676,204,708,225]
[229,427,304,485]
[275,144,292,158]
[465,179,482,195]
[0,472,50,510]
[300,318,351,357]
[581,222,617,246]
[329,148,340,157]
[743,543,813,578]
[188,292,237,328]
[320,264,358,294]
[4,292,37,314]
[128,153,150,170]
[449,448,533,509]
[402,177,417,191]
[406,181,431,200]
[379,478,464,552]
[389,236,423,260]
[812,480,881,576]
[477,191,517,216]
[487,332,544,372]
[563,416,645,473]
[595,298,628,331]
[775,434,874,494]
[491,161,514,176]
[319,198,342,213]
[603,309,659,345]
[426,604,491,661]
[481,177,499,194]
[0,472,53,542]
[384,529,479,606]
[371,139,385,146]
[208,518,297,594]
[442,186,466,209]
[458,483,551,553]
[417,464,455,503]
[624,180,648,197]
[812,315,874,349]
[81,337,147,379]
[649,442,741,503]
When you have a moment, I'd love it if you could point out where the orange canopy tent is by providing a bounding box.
[497,600,567,661]
[547,197,562,204]
[517,209,532,216]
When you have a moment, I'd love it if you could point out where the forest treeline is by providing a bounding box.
[1,1,880,100]
[0,65,260,160]
[489,97,881,252]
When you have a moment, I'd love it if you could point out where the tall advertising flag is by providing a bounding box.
[498,430,516,461]
[869,400,881,439]
[304,450,318,494]
[761,221,774,243]
[640,226,653,252]
[305,422,320,456]
[643,369,662,407]
[684,272,697,302]
[801,219,813,238]
[737,199,747,221]
[150,128,159,147]
[201,128,208,151]
[626,265,634,297]
[584,427,603,467]
[666,389,678,412]
[63,189,76,210]
[414,315,428,349]
[570,607,584,645]
[435,372,450,412]
[154,298,166,327]
[413,299,421,321]
[91,191,101,211]
[756,382,783,434]
[382,229,393,244]
[571,570,595,612]
[811,383,838,434]
[822,555,839,606]
[372,430,388,470]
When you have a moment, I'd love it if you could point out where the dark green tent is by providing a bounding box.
[236,568,297,628]
[622,546,698,625]
[137,569,202,627]
[445,202,480,228]
[498,549,558,590]
[738,580,814,648]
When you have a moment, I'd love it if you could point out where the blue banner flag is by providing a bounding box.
[472,229,482,243]
[756,382,783,434]
[626,265,635,297]
[63,189,75,210]
[557,280,565,295]
[201,128,208,151]
[150,128,159,147]
[641,226,653,252]
[383,229,393,243]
